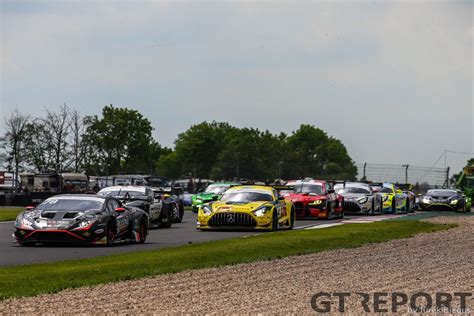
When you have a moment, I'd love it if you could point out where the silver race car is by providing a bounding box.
[334,182,383,215]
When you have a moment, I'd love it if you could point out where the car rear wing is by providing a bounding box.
[267,185,294,191]
[152,187,184,196]
[326,180,347,188]
[395,183,413,191]
[360,181,384,187]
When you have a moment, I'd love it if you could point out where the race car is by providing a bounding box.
[152,187,185,223]
[13,194,149,246]
[98,186,174,228]
[419,189,470,212]
[197,185,295,231]
[284,179,344,219]
[371,182,410,214]
[395,183,417,212]
[191,182,239,213]
[334,182,383,215]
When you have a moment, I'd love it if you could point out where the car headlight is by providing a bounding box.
[382,196,389,202]
[253,205,272,217]
[201,205,212,215]
[78,219,93,228]
[24,210,41,220]
[450,199,458,205]
[358,197,368,204]
[16,215,34,229]
[309,200,323,205]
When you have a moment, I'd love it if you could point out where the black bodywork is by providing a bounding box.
[419,189,467,212]
[13,194,149,245]
[152,187,185,223]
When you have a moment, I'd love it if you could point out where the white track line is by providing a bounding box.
[304,223,344,230]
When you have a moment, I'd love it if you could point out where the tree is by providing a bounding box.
[23,119,51,172]
[68,110,89,173]
[171,122,237,178]
[282,124,357,180]
[83,105,158,175]
[41,104,71,171]
[0,109,30,190]
[215,128,283,180]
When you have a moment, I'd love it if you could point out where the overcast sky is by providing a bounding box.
[1,0,472,173]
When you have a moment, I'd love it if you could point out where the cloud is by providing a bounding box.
[0,1,472,172]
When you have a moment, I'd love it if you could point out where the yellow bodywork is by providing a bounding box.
[197,185,294,231]
[381,184,408,212]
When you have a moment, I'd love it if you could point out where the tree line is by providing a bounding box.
[1,105,357,181]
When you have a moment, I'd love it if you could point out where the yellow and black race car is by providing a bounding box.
[197,185,295,231]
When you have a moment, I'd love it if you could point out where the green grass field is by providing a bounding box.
[0,220,453,300]
[0,207,23,222]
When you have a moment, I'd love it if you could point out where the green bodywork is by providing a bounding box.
[191,182,239,212]
[456,160,474,210]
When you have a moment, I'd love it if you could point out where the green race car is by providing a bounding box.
[191,182,239,213]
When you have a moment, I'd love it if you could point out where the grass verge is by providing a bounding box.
[0,220,453,300]
[0,207,23,222]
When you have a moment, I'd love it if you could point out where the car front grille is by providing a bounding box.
[27,231,84,242]
[208,212,256,227]
[343,201,361,212]
[294,202,307,216]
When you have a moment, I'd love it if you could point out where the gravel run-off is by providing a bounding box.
[1,216,473,314]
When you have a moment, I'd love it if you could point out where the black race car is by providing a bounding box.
[419,189,469,212]
[152,187,185,223]
[13,194,149,246]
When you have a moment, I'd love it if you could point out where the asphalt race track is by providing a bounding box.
[0,212,360,267]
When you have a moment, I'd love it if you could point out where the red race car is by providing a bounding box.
[284,179,344,219]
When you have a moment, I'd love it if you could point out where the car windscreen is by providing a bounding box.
[221,191,273,203]
[338,187,370,194]
[205,185,229,194]
[294,184,323,194]
[37,198,104,211]
[427,190,457,196]
[380,187,393,193]
[98,190,145,198]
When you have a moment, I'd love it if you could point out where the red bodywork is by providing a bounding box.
[284,180,344,219]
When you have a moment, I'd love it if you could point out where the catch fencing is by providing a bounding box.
[355,163,448,187]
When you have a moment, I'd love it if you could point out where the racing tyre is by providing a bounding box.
[157,205,173,228]
[404,199,410,214]
[289,207,295,229]
[339,198,345,218]
[391,200,396,214]
[174,204,184,223]
[271,209,279,231]
[105,224,115,246]
[138,219,148,243]
[370,199,375,215]
[325,200,332,220]
[379,197,383,212]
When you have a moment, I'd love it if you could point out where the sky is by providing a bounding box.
[1,0,473,174]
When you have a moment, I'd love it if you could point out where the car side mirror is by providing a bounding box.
[115,207,126,213]
[327,189,335,194]
[25,206,34,211]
